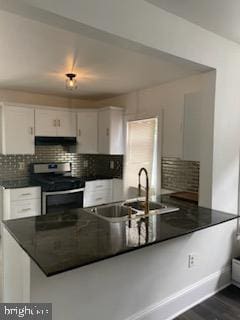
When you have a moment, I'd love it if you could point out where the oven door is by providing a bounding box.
[42,188,84,214]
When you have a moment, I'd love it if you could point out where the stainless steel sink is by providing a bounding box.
[85,200,179,223]
[123,200,167,211]
[84,203,138,222]
[123,200,179,216]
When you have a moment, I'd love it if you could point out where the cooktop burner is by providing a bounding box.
[30,162,85,192]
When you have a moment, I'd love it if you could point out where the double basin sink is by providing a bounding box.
[84,199,179,222]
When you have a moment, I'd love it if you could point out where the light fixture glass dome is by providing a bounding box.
[65,73,77,90]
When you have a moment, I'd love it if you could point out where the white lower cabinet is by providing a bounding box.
[3,187,41,220]
[83,179,123,207]
[84,180,113,207]
[85,179,112,193]
[9,187,41,202]
[84,190,112,207]
[10,199,41,220]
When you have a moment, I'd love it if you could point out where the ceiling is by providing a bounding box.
[0,9,210,100]
[146,0,240,45]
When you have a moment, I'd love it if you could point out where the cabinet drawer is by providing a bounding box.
[85,180,112,192]
[10,199,41,219]
[84,190,112,207]
[10,187,41,201]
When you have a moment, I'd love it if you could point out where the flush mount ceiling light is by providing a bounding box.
[65,73,77,90]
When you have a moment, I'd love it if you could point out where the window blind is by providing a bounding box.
[125,118,157,198]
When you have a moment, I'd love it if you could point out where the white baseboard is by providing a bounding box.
[126,266,231,320]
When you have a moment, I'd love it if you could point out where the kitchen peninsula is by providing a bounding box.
[2,196,238,320]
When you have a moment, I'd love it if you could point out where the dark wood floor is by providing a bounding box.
[174,285,240,320]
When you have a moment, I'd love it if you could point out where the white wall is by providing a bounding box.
[97,73,205,116]
[20,0,240,213]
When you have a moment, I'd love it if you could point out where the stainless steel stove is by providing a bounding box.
[30,162,85,214]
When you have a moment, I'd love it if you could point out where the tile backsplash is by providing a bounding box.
[0,149,199,193]
[0,145,123,181]
[161,157,200,193]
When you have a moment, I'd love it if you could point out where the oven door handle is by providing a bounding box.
[43,188,85,196]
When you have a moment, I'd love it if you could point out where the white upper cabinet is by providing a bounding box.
[0,103,124,155]
[162,105,184,158]
[98,107,124,155]
[57,110,76,137]
[35,109,76,137]
[0,104,35,154]
[98,108,110,154]
[35,109,57,136]
[77,111,98,154]
[183,92,201,161]
[162,92,202,160]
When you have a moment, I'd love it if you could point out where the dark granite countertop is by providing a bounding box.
[0,176,121,189]
[0,179,40,189]
[81,175,121,181]
[3,196,237,277]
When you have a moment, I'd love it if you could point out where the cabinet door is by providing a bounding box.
[183,92,201,161]
[85,180,112,192]
[4,106,34,154]
[84,190,112,207]
[162,106,183,158]
[109,109,124,154]
[35,109,57,136]
[98,109,110,154]
[57,111,76,137]
[77,112,98,154]
[10,199,41,219]
[10,187,41,201]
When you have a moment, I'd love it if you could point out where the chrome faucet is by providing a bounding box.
[138,167,149,216]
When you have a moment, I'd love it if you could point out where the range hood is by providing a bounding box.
[35,136,77,146]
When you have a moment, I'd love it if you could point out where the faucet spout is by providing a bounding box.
[138,167,149,216]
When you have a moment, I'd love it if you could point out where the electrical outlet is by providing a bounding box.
[83,160,88,168]
[18,162,25,170]
[110,160,115,169]
[188,253,198,268]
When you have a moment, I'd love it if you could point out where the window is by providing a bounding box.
[124,118,158,198]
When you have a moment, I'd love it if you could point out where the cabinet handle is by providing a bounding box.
[21,193,31,196]
[53,120,57,127]
[96,197,103,201]
[29,127,34,135]
[106,128,109,136]
[96,185,103,188]
[21,208,31,212]
[78,129,81,136]
[58,119,61,127]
